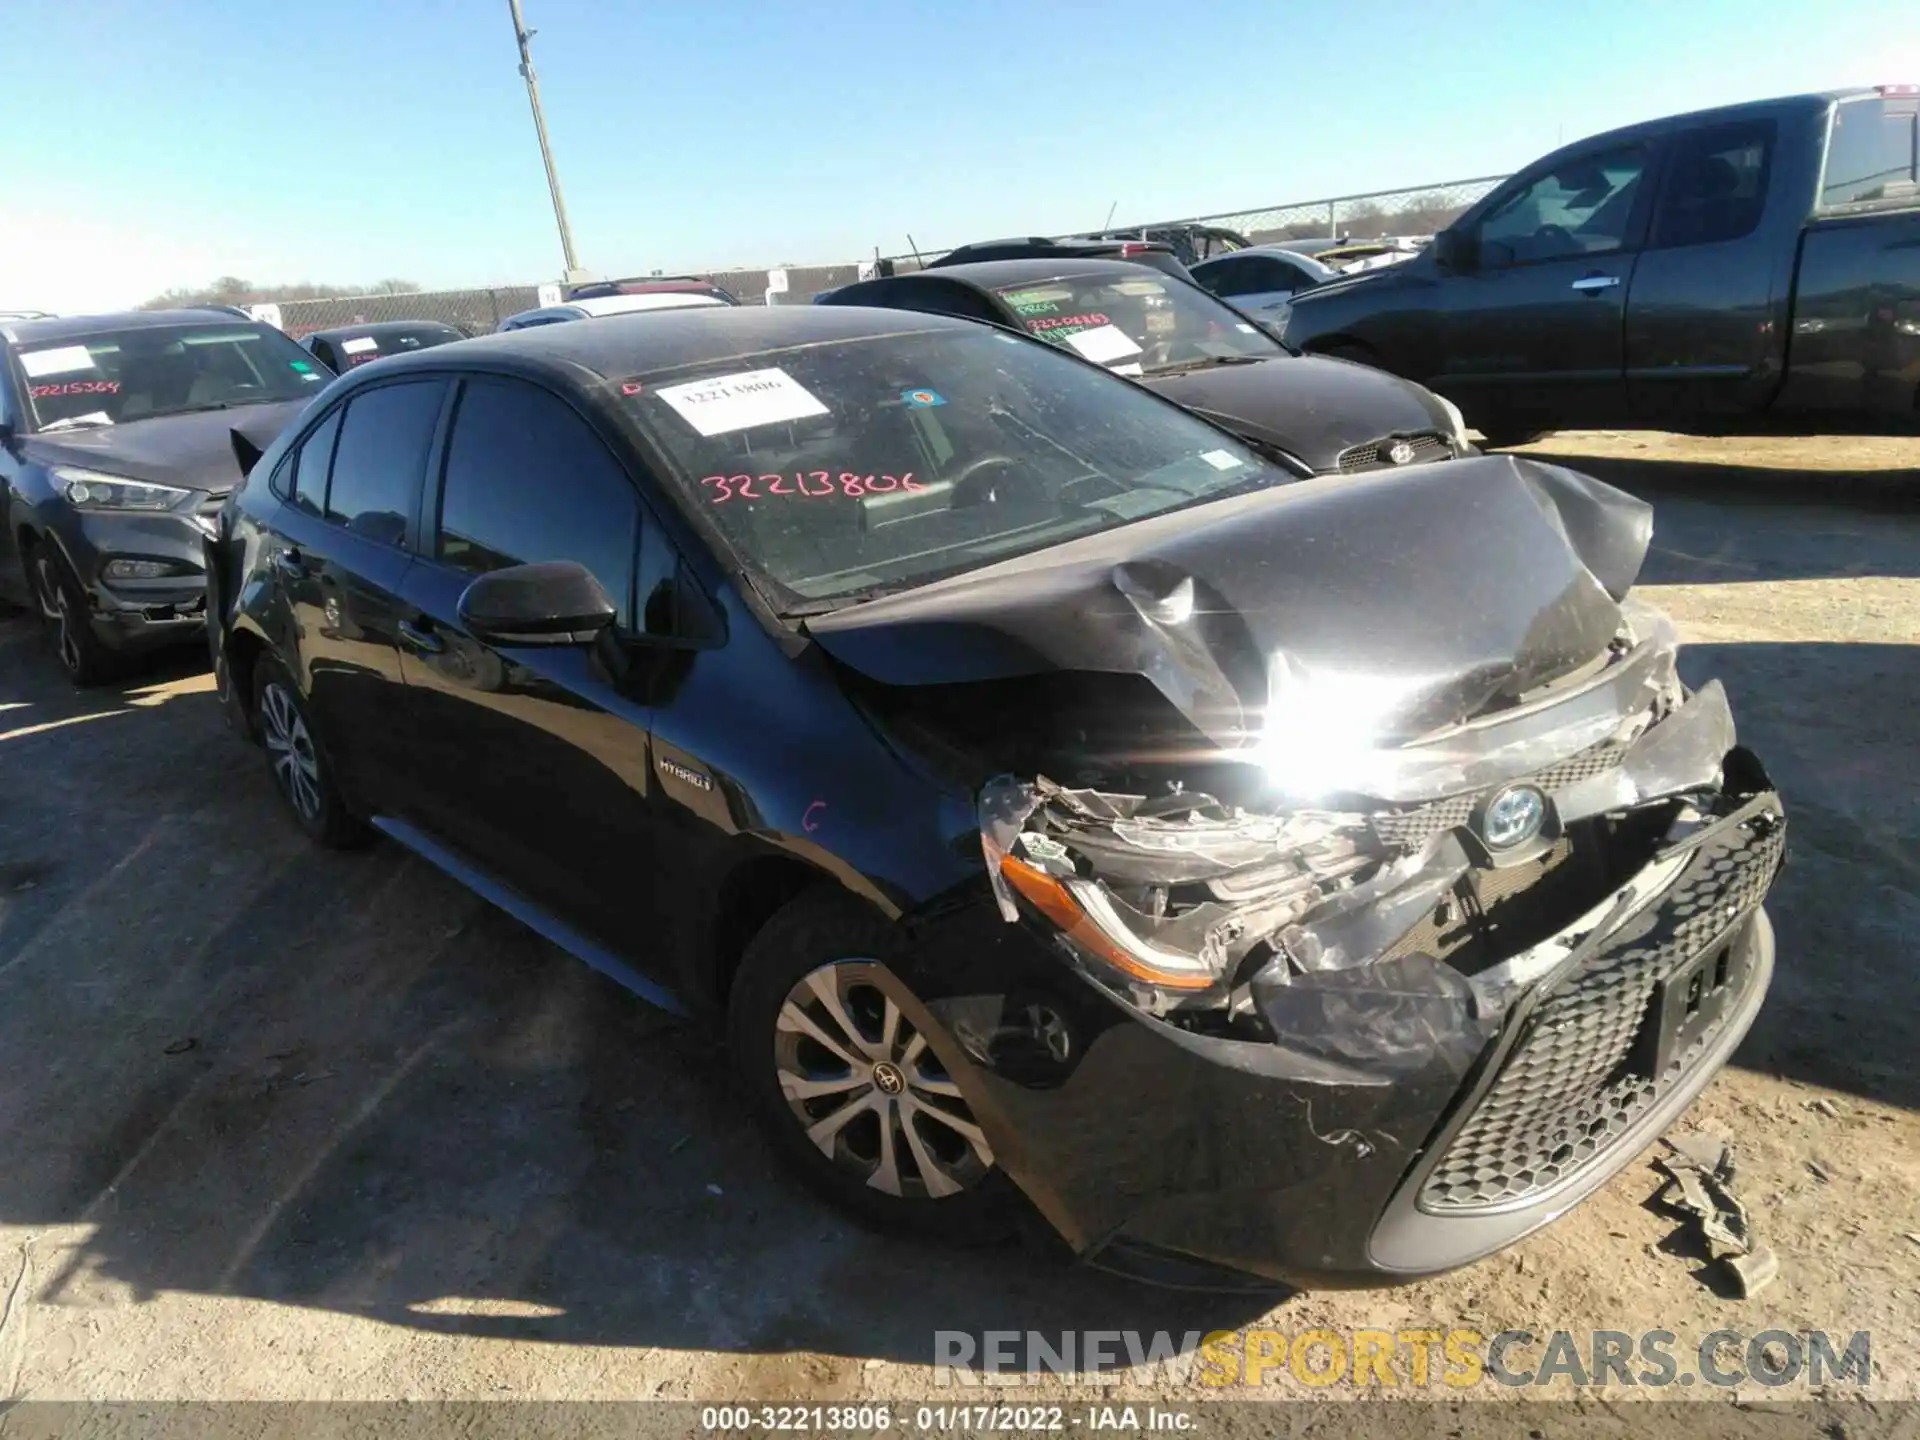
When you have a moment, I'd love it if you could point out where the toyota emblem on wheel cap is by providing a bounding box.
[1387,439,1418,465]
[1481,784,1547,849]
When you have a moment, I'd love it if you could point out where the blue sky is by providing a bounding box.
[4,0,1916,310]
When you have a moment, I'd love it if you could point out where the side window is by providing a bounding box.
[1822,96,1919,209]
[324,380,446,546]
[434,379,638,626]
[1243,258,1301,293]
[287,407,344,516]
[1475,144,1649,267]
[1199,257,1255,296]
[1652,122,1774,249]
[0,368,15,428]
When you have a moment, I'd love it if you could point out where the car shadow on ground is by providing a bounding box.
[0,504,1914,1366]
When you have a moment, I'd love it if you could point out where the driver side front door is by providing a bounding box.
[1430,140,1656,430]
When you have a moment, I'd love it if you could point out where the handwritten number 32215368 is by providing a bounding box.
[701,473,923,504]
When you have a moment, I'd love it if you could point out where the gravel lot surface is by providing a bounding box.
[0,432,1914,1413]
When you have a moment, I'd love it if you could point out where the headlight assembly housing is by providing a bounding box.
[54,467,192,513]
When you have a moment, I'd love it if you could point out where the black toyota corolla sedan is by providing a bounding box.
[1,309,328,683]
[206,305,1784,1288]
[818,259,1474,477]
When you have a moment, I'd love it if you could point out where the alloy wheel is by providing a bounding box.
[774,962,994,1199]
[33,554,83,676]
[259,681,323,823]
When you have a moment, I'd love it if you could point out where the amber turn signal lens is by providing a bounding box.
[998,854,1215,991]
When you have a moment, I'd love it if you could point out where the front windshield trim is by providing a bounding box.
[613,324,1298,618]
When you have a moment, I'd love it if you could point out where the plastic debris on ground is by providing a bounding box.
[1652,1133,1780,1298]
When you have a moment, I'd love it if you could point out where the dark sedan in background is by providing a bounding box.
[301,320,466,374]
[0,309,324,682]
[206,305,1782,1287]
[819,258,1473,476]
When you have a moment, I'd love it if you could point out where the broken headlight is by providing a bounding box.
[979,776,1370,1006]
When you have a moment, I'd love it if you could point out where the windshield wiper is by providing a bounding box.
[35,414,114,433]
[783,584,902,617]
[1148,353,1272,375]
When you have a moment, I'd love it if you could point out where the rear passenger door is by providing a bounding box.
[259,377,449,805]
[394,376,666,965]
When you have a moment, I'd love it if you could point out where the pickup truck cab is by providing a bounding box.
[1282,87,1920,442]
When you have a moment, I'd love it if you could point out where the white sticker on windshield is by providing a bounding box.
[1201,449,1243,471]
[654,367,829,436]
[1235,323,1257,333]
[340,336,379,355]
[1063,324,1143,365]
[1113,362,1144,376]
[20,345,97,378]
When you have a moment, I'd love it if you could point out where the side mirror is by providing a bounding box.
[1431,229,1476,272]
[457,561,617,647]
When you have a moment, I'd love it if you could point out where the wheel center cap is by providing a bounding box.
[871,1060,906,1096]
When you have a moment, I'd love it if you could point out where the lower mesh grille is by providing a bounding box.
[1418,811,1785,1213]
[1368,739,1629,851]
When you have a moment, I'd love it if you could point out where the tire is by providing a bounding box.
[251,657,371,849]
[727,888,1014,1242]
[29,541,118,687]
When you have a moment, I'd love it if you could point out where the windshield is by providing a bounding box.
[626,325,1297,606]
[990,272,1282,376]
[17,323,326,430]
[328,325,462,367]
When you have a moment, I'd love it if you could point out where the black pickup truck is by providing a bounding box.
[1282,87,1920,443]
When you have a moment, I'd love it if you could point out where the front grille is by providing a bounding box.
[1335,432,1451,473]
[1418,812,1785,1213]
[1367,738,1629,851]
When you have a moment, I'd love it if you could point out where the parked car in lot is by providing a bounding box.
[206,305,1784,1286]
[1189,244,1336,323]
[929,237,1194,282]
[819,257,1475,475]
[1283,86,1920,444]
[565,275,741,306]
[0,309,326,682]
[1083,222,1252,264]
[302,320,466,373]
[496,292,732,332]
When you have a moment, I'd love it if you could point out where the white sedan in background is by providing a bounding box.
[495,292,729,332]
[1188,245,1335,329]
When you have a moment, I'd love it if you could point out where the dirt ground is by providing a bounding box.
[0,432,1916,1411]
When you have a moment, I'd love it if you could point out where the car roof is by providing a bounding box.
[569,292,729,317]
[349,304,972,384]
[4,308,257,345]
[883,257,1177,291]
[1194,244,1333,268]
[306,320,463,342]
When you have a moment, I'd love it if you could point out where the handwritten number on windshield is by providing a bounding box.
[701,472,925,504]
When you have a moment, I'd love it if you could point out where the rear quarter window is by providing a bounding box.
[1821,96,1920,209]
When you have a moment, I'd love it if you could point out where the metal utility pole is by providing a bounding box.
[506,0,588,282]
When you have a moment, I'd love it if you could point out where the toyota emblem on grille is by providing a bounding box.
[1387,439,1418,465]
[1482,784,1547,849]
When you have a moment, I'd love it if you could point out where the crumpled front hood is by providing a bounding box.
[807,454,1653,754]
[1138,354,1445,468]
[24,399,310,496]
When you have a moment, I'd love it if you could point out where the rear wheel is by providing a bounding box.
[29,542,116,687]
[728,889,1012,1241]
[252,658,370,849]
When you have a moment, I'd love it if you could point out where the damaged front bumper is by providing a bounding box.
[920,765,1781,1286]
[926,610,1785,1285]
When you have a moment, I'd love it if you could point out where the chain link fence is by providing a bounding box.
[251,174,1509,327]
[269,286,541,339]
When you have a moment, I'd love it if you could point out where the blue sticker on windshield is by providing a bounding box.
[901,388,945,408]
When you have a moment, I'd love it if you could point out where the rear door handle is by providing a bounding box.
[1570,274,1621,292]
[397,618,445,655]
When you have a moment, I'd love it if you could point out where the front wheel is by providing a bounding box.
[30,543,117,687]
[252,659,371,849]
[728,890,1012,1241]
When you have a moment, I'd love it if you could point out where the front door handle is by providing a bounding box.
[1570,273,1621,293]
[397,618,445,655]
[270,546,306,578]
